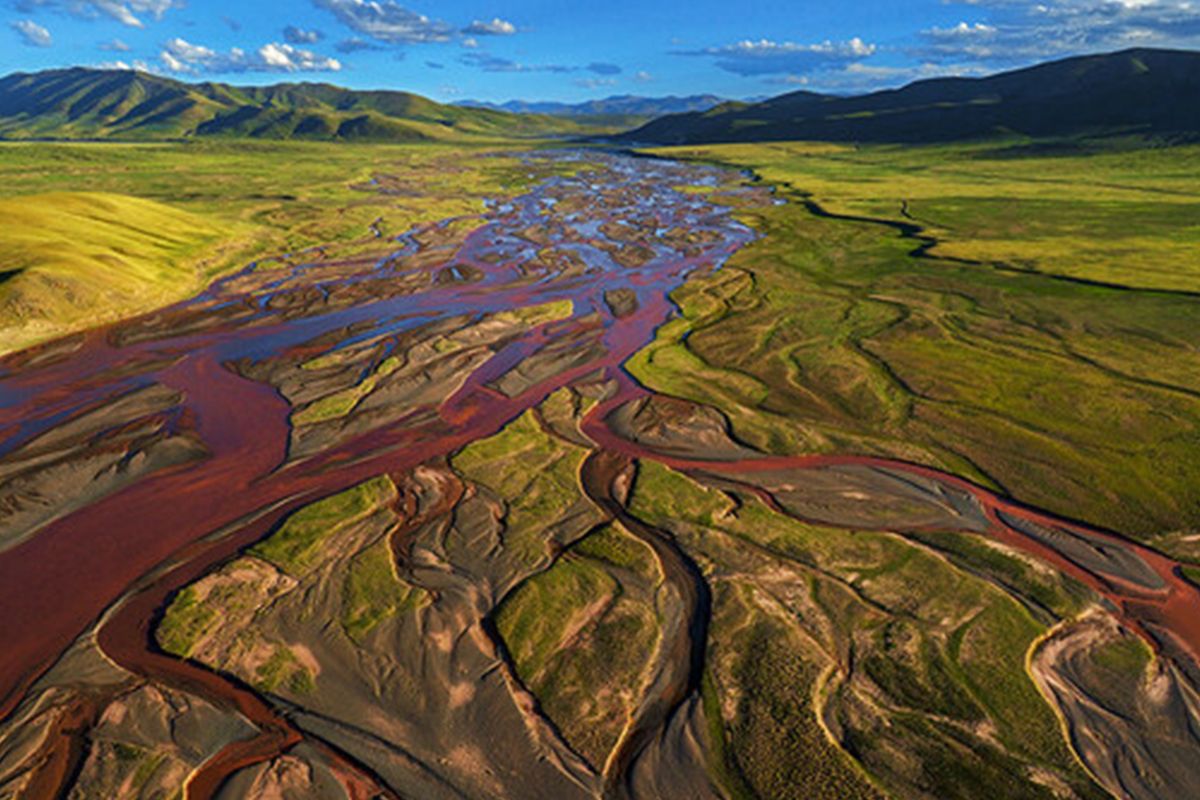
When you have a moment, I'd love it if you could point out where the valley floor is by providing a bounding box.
[0,138,1198,800]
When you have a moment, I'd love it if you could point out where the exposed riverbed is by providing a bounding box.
[1,150,1198,799]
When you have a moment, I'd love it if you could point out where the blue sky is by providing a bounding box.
[4,1,1200,102]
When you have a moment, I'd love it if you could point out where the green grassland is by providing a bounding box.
[638,139,1200,542]
[0,139,564,354]
[0,190,240,353]
[155,585,216,659]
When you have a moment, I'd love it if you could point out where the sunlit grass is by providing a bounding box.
[632,140,1200,540]
[251,476,397,575]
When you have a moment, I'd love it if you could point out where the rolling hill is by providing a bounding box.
[0,191,233,354]
[0,67,595,142]
[620,48,1200,145]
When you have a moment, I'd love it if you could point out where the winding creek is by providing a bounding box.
[1,150,1199,798]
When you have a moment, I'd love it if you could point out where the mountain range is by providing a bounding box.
[0,67,592,142]
[620,48,1200,145]
[2,49,1199,145]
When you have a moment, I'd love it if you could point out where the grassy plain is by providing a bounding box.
[638,139,1200,541]
[0,139,555,353]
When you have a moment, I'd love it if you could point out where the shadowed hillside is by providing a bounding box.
[0,67,597,141]
[620,48,1200,144]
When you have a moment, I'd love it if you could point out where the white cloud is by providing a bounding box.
[259,42,341,71]
[11,19,52,47]
[682,37,878,76]
[923,0,1200,62]
[765,74,810,86]
[634,70,654,83]
[926,22,998,38]
[313,0,454,44]
[99,37,131,51]
[464,17,516,36]
[160,37,342,74]
[96,57,152,71]
[19,0,184,28]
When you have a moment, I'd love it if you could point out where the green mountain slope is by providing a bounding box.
[621,48,1200,145]
[0,68,593,141]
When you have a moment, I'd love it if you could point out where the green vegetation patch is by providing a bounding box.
[495,544,659,768]
[452,410,593,565]
[156,586,218,659]
[293,354,403,426]
[493,299,575,328]
[341,538,428,642]
[715,588,882,800]
[254,643,315,695]
[573,523,659,580]
[0,140,563,354]
[497,557,619,679]
[252,476,397,575]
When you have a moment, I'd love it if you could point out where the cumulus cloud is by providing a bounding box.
[259,42,339,71]
[634,70,654,83]
[284,25,324,44]
[463,17,515,36]
[459,51,574,73]
[680,37,877,76]
[14,0,183,28]
[99,37,131,51]
[313,0,454,44]
[160,37,342,74]
[96,57,152,70]
[11,18,51,47]
[921,0,1200,63]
